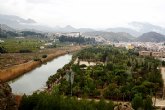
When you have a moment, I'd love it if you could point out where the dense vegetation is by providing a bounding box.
[0,31,19,38]
[20,46,163,110]
[59,35,95,44]
[21,31,45,38]
[19,93,114,110]
[0,46,7,53]
[0,30,45,38]
[46,46,163,109]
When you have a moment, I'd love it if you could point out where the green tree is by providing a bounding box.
[131,94,143,110]
[143,96,153,110]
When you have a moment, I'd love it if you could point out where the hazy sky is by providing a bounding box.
[0,0,165,28]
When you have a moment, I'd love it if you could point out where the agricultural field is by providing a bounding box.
[0,38,44,69]
[0,38,80,70]
[0,38,43,53]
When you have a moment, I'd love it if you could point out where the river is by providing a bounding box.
[9,54,72,95]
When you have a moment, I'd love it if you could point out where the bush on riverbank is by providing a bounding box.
[19,49,32,53]
[33,58,41,61]
[42,54,47,58]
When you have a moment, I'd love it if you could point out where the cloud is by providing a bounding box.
[25,0,54,4]
[0,0,165,28]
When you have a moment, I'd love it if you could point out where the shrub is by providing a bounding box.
[131,94,143,110]
[19,49,32,53]
[33,58,41,61]
[42,54,47,58]
[0,46,7,53]
[19,93,114,110]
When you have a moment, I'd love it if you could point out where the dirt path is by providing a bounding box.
[154,67,165,108]
[160,67,165,99]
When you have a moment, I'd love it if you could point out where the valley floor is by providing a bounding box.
[0,46,82,82]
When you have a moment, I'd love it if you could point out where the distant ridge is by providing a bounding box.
[0,24,16,32]
[83,31,135,42]
[1,14,165,42]
[136,32,165,42]
[106,27,141,37]
[53,25,95,32]
[0,24,18,38]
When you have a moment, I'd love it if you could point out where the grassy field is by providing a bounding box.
[0,38,43,52]
[0,38,85,70]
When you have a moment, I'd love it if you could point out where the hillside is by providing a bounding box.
[0,81,18,110]
[83,31,135,42]
[0,24,16,32]
[0,24,47,38]
[0,14,95,32]
[129,22,165,35]
[136,32,165,42]
[0,24,18,38]
[0,14,55,32]
[53,25,95,32]
[0,14,37,30]
[106,27,141,37]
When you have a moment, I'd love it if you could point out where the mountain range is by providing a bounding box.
[1,14,165,42]
[83,31,135,42]
[105,27,141,37]
[1,14,165,35]
[0,24,16,32]
[0,14,95,32]
[136,32,165,42]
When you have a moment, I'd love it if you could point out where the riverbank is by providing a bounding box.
[0,46,82,82]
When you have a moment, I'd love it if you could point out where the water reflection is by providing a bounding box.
[9,54,72,95]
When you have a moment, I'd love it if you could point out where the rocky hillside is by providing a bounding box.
[83,31,135,42]
[0,81,18,110]
[0,24,16,32]
[136,32,165,42]
[0,24,19,38]
[106,27,141,37]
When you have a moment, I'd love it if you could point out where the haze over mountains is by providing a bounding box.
[1,14,165,42]
[136,32,165,42]
[83,31,135,42]
[0,24,16,32]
